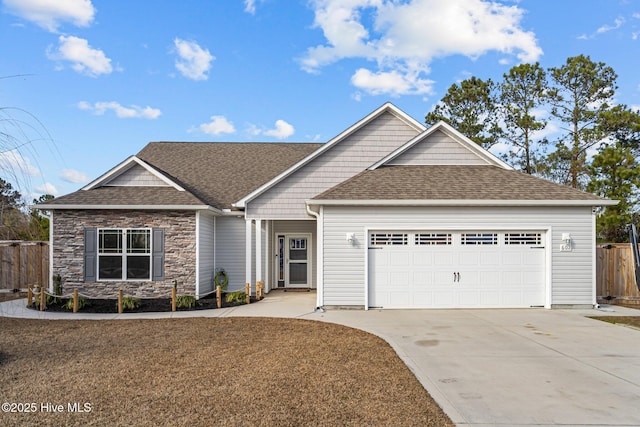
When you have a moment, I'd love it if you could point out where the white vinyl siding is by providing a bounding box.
[321,205,595,308]
[105,164,169,187]
[197,211,215,297]
[246,112,420,219]
[387,130,490,166]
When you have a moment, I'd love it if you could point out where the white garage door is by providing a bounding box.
[368,231,546,309]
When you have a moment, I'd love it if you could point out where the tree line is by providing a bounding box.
[0,178,51,241]
[425,55,640,242]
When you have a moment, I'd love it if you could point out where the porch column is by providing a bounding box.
[265,220,270,293]
[245,219,252,287]
[255,219,262,284]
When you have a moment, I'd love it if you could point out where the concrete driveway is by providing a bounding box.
[308,306,640,427]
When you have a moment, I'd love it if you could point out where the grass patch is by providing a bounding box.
[0,317,452,427]
[590,316,640,329]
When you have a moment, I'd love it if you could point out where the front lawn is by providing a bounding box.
[0,317,453,426]
[590,316,640,329]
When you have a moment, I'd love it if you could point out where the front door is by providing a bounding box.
[286,236,309,287]
[276,234,311,288]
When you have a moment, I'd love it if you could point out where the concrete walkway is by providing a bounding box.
[2,291,640,426]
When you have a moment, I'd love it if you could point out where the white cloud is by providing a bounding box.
[578,16,625,40]
[263,120,295,139]
[35,182,58,195]
[60,168,90,183]
[78,101,161,119]
[351,68,435,96]
[301,0,542,96]
[173,38,215,81]
[3,0,95,32]
[48,35,112,77]
[596,17,625,34]
[0,150,40,177]
[199,116,236,135]
[244,0,264,14]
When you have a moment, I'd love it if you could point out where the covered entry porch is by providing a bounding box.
[244,219,317,295]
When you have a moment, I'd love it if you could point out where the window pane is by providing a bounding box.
[127,256,151,279]
[99,230,122,253]
[99,256,122,279]
[128,229,150,253]
[289,263,307,285]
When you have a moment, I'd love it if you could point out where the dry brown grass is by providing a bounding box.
[0,317,452,427]
[590,316,640,329]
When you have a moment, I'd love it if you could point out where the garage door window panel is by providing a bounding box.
[505,233,542,245]
[370,233,408,246]
[461,233,498,245]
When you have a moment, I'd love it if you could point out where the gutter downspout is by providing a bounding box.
[306,203,324,311]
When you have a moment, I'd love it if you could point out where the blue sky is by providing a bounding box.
[1,0,639,201]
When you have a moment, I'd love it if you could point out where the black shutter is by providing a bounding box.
[84,227,97,282]
[152,228,165,281]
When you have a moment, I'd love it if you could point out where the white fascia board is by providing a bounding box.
[36,204,222,213]
[369,121,513,170]
[82,156,185,191]
[307,199,619,207]
[233,102,426,208]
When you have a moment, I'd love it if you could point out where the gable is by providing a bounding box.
[245,109,423,219]
[386,129,491,166]
[371,121,511,170]
[104,164,170,187]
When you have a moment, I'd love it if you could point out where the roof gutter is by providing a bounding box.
[307,199,619,207]
[35,204,223,214]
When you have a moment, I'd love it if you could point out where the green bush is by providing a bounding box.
[225,291,246,304]
[175,295,197,309]
[65,296,87,311]
[34,293,61,310]
[119,296,141,311]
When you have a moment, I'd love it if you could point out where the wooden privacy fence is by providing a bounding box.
[0,241,49,291]
[596,243,640,305]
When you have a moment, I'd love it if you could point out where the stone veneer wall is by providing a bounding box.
[52,210,196,298]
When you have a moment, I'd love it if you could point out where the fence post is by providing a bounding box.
[245,282,250,304]
[40,287,45,311]
[216,285,221,308]
[27,286,32,308]
[118,289,123,314]
[73,289,79,313]
[171,288,176,312]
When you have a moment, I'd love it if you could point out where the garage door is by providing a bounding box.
[368,231,545,309]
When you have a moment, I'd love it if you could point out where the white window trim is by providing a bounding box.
[97,228,153,281]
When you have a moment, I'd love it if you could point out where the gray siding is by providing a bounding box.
[197,211,215,297]
[321,206,595,307]
[215,216,247,292]
[106,164,168,186]
[387,129,490,166]
[246,112,420,219]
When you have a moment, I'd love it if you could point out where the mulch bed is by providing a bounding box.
[0,317,453,426]
[28,294,254,313]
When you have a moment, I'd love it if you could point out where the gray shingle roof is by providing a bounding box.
[44,186,206,207]
[313,165,610,203]
[44,142,322,209]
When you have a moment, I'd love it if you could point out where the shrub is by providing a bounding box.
[225,291,246,304]
[175,295,197,309]
[34,294,61,310]
[119,297,141,311]
[64,296,87,311]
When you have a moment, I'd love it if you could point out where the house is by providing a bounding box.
[38,103,616,309]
